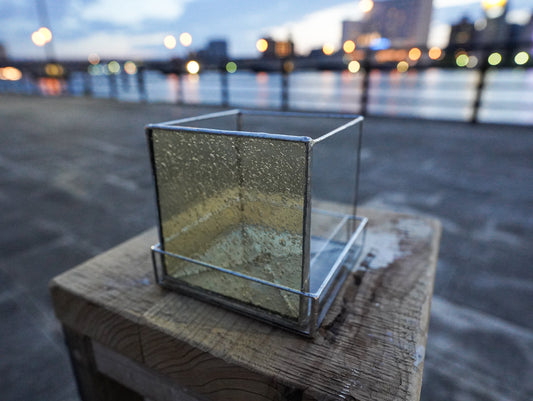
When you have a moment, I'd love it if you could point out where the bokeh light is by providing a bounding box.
[38,27,52,42]
[322,44,335,56]
[396,61,409,72]
[375,49,408,63]
[475,19,487,31]
[482,0,507,8]
[124,61,137,75]
[456,54,469,67]
[488,52,502,66]
[88,53,100,65]
[88,64,104,76]
[225,61,237,73]
[283,60,294,73]
[482,0,507,18]
[359,0,374,13]
[467,55,478,68]
[275,42,292,58]
[408,47,422,61]
[164,35,176,49]
[180,32,192,47]
[256,38,268,53]
[31,27,52,47]
[0,67,22,81]
[39,78,63,95]
[186,60,200,74]
[428,47,442,60]
[343,40,356,54]
[514,51,529,65]
[45,63,64,77]
[31,31,46,47]
[348,60,361,73]
[107,61,121,74]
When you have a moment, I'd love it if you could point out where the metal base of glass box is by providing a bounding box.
[151,211,367,337]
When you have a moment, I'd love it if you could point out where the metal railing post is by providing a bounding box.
[137,66,147,102]
[83,71,92,97]
[176,73,184,105]
[471,48,488,124]
[281,58,289,111]
[108,72,118,99]
[220,63,229,107]
[360,54,371,116]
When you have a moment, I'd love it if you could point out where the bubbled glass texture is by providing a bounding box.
[151,128,307,318]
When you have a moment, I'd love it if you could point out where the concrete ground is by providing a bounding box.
[0,95,532,401]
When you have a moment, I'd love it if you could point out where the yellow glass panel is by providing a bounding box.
[151,128,308,318]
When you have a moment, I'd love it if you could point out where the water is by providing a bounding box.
[4,67,533,124]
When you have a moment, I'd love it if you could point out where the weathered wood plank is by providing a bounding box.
[93,340,204,401]
[137,207,440,401]
[50,229,160,360]
[63,326,144,401]
[51,207,440,401]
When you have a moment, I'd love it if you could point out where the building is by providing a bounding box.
[516,14,533,48]
[475,1,511,47]
[258,37,278,59]
[448,1,532,51]
[197,39,228,66]
[342,0,433,48]
[0,43,7,62]
[449,17,477,48]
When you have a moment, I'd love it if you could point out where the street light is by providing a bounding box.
[359,0,374,13]
[31,27,52,47]
[256,38,268,53]
[164,35,177,49]
[39,27,52,42]
[343,40,356,53]
[428,47,442,60]
[348,60,361,73]
[322,44,335,56]
[180,32,192,47]
[124,61,138,75]
[514,51,529,65]
[226,61,237,73]
[186,60,200,74]
[482,0,507,18]
[408,47,422,61]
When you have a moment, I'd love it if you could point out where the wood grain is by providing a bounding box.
[63,326,144,401]
[50,230,161,361]
[50,207,441,401]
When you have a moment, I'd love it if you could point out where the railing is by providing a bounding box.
[1,43,532,125]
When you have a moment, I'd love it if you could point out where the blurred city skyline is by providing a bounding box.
[1,0,532,61]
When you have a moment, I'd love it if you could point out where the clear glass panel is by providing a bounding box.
[309,211,351,293]
[315,216,366,326]
[150,128,308,318]
[309,123,361,290]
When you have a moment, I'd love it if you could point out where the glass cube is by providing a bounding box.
[147,110,367,336]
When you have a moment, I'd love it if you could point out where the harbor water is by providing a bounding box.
[3,67,533,125]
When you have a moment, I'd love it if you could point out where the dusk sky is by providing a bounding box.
[1,0,532,60]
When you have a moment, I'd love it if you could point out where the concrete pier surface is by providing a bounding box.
[1,95,532,401]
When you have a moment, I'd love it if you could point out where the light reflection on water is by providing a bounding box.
[5,68,532,125]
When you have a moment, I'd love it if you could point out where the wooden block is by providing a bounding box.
[50,230,161,361]
[62,326,144,401]
[51,207,441,401]
[92,340,201,401]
